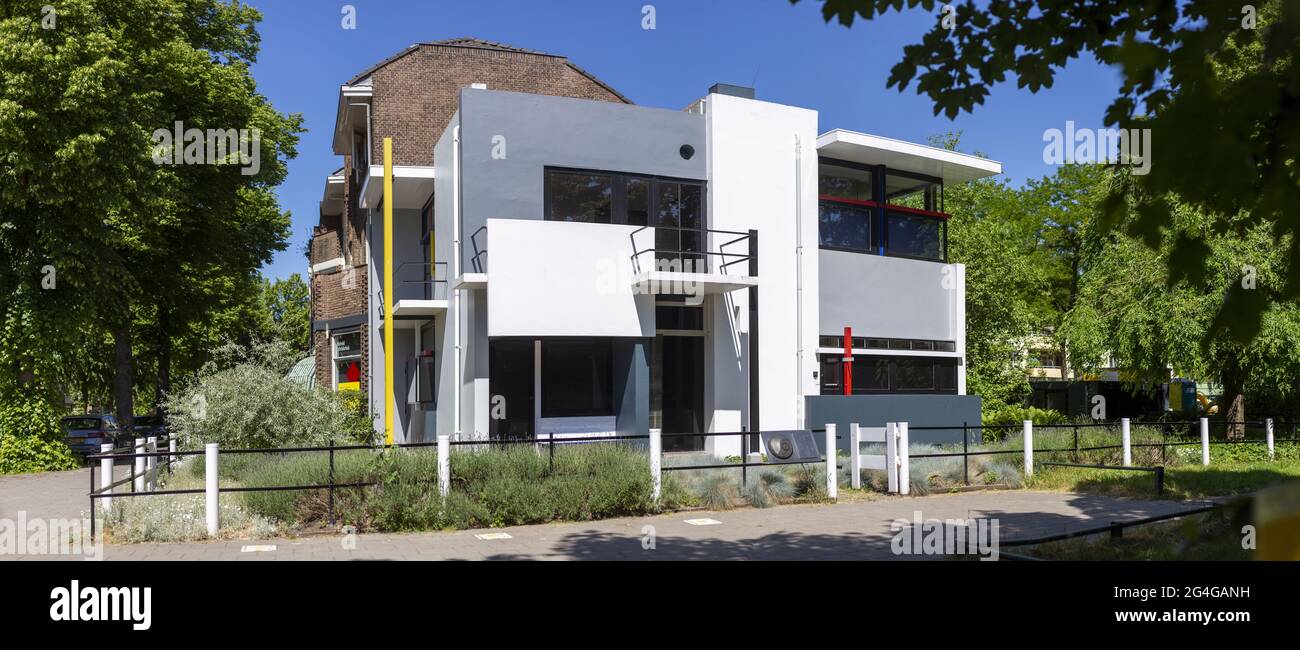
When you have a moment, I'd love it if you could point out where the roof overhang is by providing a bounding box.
[359,165,436,210]
[817,129,1002,185]
[320,173,345,217]
[332,83,373,155]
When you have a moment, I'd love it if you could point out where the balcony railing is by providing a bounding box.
[398,261,449,301]
[628,226,756,276]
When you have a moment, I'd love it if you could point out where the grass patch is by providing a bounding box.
[1026,458,1300,499]
[1021,502,1253,561]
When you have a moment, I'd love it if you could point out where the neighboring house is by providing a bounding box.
[309,38,631,400]
[314,38,1003,452]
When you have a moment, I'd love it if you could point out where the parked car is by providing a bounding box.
[60,414,124,457]
[132,415,170,446]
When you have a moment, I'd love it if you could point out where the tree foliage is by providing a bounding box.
[792,0,1300,344]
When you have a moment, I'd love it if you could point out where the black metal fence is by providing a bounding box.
[903,418,1297,488]
[85,429,833,538]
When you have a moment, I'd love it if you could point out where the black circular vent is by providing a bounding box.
[679,144,695,160]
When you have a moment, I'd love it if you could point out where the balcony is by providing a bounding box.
[628,226,758,295]
[380,262,448,327]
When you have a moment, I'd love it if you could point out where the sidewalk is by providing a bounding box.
[7,490,1211,561]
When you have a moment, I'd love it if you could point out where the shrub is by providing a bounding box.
[0,432,79,474]
[232,442,661,532]
[163,341,375,449]
[0,396,77,475]
[0,397,61,439]
[742,469,794,508]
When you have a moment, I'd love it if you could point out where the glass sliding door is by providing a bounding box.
[652,180,705,273]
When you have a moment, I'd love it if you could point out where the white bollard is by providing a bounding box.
[1121,418,1132,467]
[437,434,450,499]
[1022,420,1033,478]
[849,423,862,490]
[133,438,145,492]
[146,436,158,491]
[1266,418,1275,460]
[824,424,837,501]
[99,443,114,514]
[649,428,662,503]
[897,422,910,495]
[168,437,177,465]
[205,443,219,537]
[885,422,899,494]
[1200,417,1210,466]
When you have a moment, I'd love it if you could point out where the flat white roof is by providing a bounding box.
[817,129,1002,185]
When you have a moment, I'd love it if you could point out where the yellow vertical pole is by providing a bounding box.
[383,138,394,446]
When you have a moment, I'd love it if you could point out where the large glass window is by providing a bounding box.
[818,202,872,251]
[885,210,944,261]
[819,164,873,201]
[332,331,363,391]
[546,171,613,223]
[541,341,613,418]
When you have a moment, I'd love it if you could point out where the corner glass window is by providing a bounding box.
[885,211,943,261]
[818,202,872,251]
[546,171,612,223]
[819,164,873,202]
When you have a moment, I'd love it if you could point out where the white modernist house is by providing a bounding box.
[366,84,1001,455]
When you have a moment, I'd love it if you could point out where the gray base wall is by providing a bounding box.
[805,394,983,455]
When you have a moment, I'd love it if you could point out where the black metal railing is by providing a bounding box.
[628,226,755,275]
[397,261,449,300]
[469,225,488,273]
[901,418,1298,487]
[85,427,840,538]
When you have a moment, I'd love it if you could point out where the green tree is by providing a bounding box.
[935,134,1046,409]
[0,1,303,425]
[791,0,1300,344]
[1062,199,1300,435]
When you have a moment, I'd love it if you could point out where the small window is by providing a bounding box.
[626,178,650,226]
[546,171,612,223]
[333,330,363,391]
[934,341,956,352]
[656,306,704,331]
[888,339,911,350]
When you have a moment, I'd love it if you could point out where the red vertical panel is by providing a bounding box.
[843,326,853,396]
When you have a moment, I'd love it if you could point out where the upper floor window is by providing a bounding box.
[818,159,948,263]
[546,171,613,223]
[544,168,704,229]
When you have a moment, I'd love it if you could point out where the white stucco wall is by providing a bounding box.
[486,218,655,338]
[705,93,821,454]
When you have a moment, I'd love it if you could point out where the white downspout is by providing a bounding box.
[794,134,805,430]
[452,124,462,441]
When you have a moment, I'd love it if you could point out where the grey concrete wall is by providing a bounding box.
[805,394,983,455]
[818,250,957,342]
[457,88,707,270]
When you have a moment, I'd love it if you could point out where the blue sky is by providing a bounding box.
[251,0,1124,280]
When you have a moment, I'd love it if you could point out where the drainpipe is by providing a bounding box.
[452,125,462,441]
[794,134,805,429]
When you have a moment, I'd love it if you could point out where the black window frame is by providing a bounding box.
[818,354,959,395]
[817,157,949,263]
[544,167,706,228]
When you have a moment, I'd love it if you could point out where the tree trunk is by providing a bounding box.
[155,304,171,411]
[1222,351,1246,440]
[112,322,134,433]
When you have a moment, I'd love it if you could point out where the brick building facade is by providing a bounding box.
[308,38,630,394]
